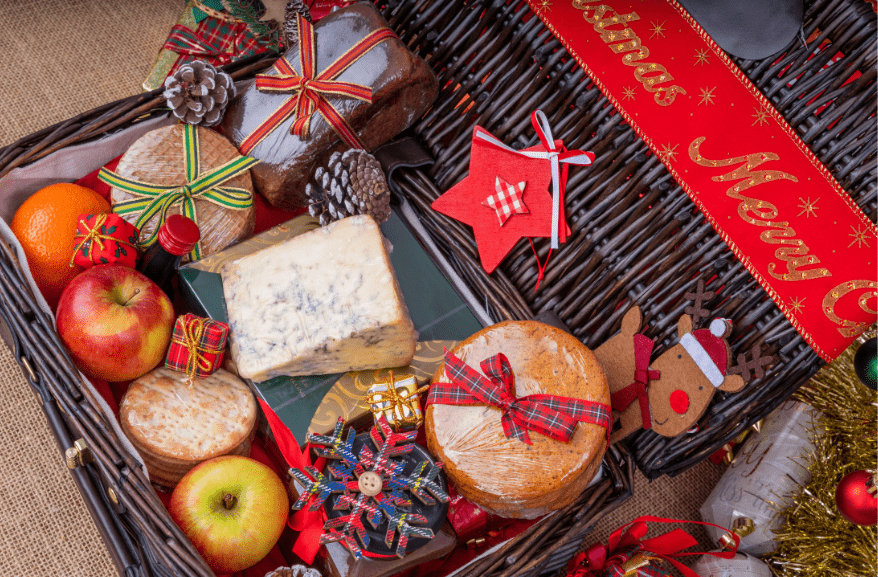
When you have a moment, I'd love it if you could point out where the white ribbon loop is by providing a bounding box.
[472,110,594,249]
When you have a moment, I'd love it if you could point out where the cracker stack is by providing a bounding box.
[120,367,258,488]
[110,124,256,260]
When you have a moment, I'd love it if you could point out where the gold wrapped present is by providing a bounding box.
[307,340,456,436]
[365,374,424,431]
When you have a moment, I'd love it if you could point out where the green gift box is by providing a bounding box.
[179,211,482,443]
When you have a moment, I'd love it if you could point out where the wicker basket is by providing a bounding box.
[0,0,872,576]
[0,6,634,577]
[383,0,876,480]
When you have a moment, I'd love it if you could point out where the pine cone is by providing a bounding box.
[163,60,236,127]
[283,0,313,46]
[264,566,321,577]
[306,150,392,226]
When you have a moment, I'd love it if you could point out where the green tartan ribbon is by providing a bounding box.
[99,124,259,261]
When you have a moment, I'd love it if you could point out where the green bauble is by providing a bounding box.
[854,337,877,391]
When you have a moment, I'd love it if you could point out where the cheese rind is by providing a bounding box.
[222,215,418,381]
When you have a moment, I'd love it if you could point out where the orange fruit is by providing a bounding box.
[11,183,111,308]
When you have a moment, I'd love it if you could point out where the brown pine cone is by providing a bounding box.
[163,60,236,127]
[305,149,392,226]
[283,0,313,46]
[264,566,321,577]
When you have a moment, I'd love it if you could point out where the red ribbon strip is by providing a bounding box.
[524,0,877,361]
[610,334,660,430]
[566,515,739,577]
[428,349,612,445]
[258,400,326,564]
[240,14,395,154]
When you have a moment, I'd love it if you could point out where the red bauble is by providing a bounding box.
[835,470,878,526]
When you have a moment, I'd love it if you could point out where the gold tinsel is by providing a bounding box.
[765,332,877,577]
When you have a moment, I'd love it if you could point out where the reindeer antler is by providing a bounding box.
[684,280,716,327]
[728,345,775,384]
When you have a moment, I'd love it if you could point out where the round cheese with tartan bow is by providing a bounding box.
[425,320,612,519]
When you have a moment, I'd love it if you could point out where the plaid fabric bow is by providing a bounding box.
[610,335,660,430]
[566,516,740,577]
[239,13,396,154]
[98,124,258,261]
[428,349,611,445]
[164,24,237,66]
[162,1,269,70]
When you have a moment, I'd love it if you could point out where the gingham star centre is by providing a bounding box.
[483,177,529,225]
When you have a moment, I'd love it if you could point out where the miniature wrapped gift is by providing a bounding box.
[365,373,424,431]
[142,0,277,91]
[221,3,439,210]
[165,313,229,381]
[98,123,258,261]
[71,213,139,269]
[426,321,612,519]
[221,215,418,381]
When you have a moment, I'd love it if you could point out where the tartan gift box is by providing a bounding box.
[72,213,139,269]
[143,0,275,91]
[165,313,229,381]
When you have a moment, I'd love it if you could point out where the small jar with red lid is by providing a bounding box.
[137,214,200,297]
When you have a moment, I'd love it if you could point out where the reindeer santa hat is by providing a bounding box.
[679,318,734,386]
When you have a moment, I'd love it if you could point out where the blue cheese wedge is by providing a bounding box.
[221,215,417,381]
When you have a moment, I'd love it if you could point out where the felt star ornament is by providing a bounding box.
[432,111,594,275]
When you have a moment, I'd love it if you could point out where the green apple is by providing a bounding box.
[169,456,290,574]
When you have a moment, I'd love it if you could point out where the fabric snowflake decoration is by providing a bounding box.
[290,416,449,559]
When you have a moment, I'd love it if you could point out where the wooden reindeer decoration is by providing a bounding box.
[593,282,773,442]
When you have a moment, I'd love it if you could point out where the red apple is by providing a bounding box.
[56,265,175,381]
[169,456,290,574]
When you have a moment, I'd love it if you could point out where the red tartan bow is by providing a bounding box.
[609,334,660,430]
[427,349,611,445]
[240,14,396,154]
[163,24,237,66]
[566,516,739,577]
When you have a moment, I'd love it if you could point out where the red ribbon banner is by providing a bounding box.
[258,400,326,564]
[526,0,877,360]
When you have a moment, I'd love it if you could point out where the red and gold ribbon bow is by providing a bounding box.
[566,516,739,577]
[428,349,611,445]
[610,335,660,430]
[239,14,396,154]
